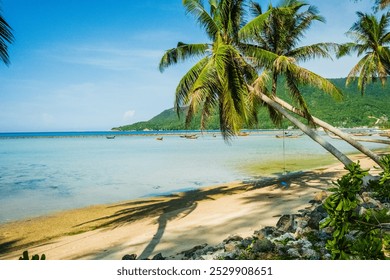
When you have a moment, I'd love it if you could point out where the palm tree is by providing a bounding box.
[160,0,355,166]
[241,0,384,167]
[338,11,390,96]
[0,7,14,65]
[241,0,341,124]
[160,0,259,139]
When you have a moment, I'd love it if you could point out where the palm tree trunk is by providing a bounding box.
[272,96,384,168]
[258,93,353,167]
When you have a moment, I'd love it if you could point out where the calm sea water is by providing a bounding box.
[0,130,386,223]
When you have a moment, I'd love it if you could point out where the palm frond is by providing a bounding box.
[0,12,14,65]
[175,57,210,115]
[286,62,343,101]
[183,0,219,40]
[239,8,272,42]
[159,42,210,72]
[288,43,337,62]
[285,72,314,126]
[214,42,250,139]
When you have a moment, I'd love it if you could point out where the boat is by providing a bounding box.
[351,132,372,137]
[238,132,250,136]
[156,137,163,141]
[275,133,301,139]
[106,136,116,139]
[183,134,198,139]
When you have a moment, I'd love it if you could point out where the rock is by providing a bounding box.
[223,234,243,243]
[254,226,282,239]
[122,254,137,260]
[287,248,301,258]
[301,248,320,260]
[251,239,275,253]
[361,193,383,209]
[272,232,296,243]
[241,237,253,248]
[224,242,239,252]
[152,253,165,260]
[310,191,328,203]
[276,214,295,232]
[181,243,208,258]
[307,205,328,230]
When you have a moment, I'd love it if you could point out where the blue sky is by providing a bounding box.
[0,0,373,132]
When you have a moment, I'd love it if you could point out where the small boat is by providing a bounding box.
[106,136,115,139]
[275,133,301,138]
[156,137,163,141]
[238,132,250,136]
[184,134,198,139]
[351,132,372,137]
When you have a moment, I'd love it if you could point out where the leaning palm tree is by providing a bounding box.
[160,0,355,167]
[241,0,384,167]
[0,7,14,65]
[241,0,340,124]
[338,11,390,96]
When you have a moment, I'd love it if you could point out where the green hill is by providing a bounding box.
[113,78,390,131]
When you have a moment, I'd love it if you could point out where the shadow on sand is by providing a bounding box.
[74,169,340,259]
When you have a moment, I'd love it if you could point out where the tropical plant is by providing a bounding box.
[160,0,356,166]
[241,0,384,168]
[338,11,390,96]
[159,0,258,139]
[0,6,14,65]
[321,162,390,260]
[241,0,340,124]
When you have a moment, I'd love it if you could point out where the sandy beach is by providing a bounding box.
[0,153,383,260]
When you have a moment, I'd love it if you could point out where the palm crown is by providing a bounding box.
[240,0,342,125]
[339,11,390,95]
[160,0,258,139]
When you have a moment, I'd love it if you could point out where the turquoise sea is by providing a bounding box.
[0,130,386,223]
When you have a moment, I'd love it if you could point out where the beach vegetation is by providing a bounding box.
[321,161,390,259]
[367,154,390,201]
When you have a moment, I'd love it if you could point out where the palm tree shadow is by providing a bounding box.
[74,170,337,259]
[76,185,250,259]
[0,238,23,255]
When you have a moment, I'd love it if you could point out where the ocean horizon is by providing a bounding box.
[0,129,387,224]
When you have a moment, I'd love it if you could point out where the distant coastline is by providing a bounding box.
[0,127,385,139]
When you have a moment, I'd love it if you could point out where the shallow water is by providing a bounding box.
[0,130,386,223]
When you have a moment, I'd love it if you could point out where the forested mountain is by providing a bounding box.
[113,78,390,131]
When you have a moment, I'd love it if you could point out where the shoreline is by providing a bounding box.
[0,153,384,260]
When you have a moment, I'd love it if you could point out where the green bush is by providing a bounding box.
[321,162,390,259]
